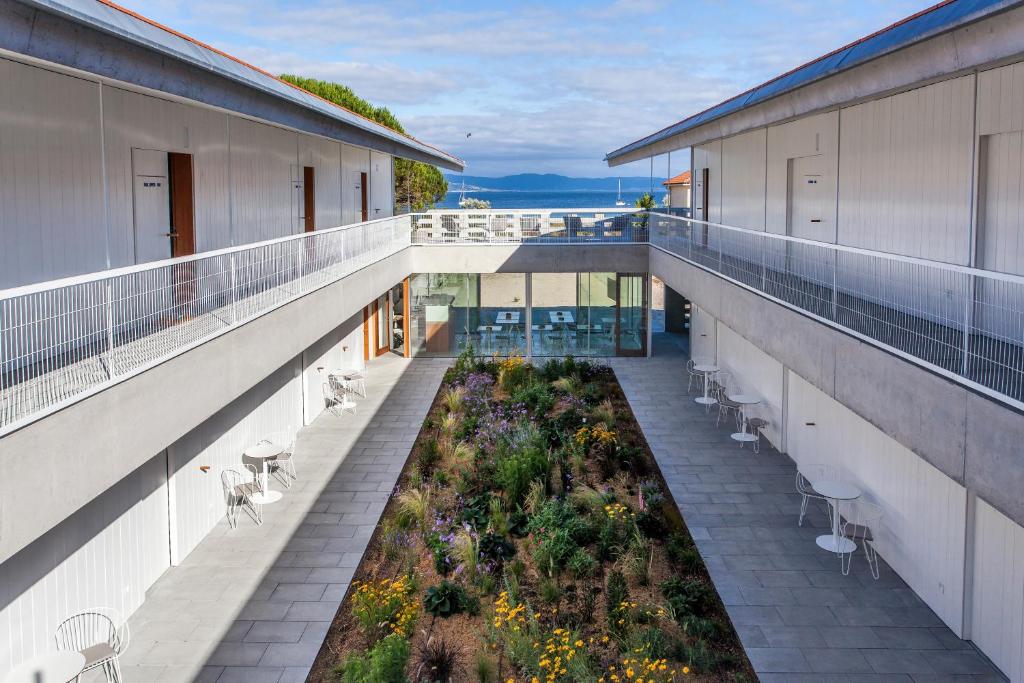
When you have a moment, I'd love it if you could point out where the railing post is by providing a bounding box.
[831,251,839,322]
[962,273,973,377]
[105,280,115,379]
[229,253,238,324]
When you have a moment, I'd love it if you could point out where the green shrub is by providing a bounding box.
[494,445,549,509]
[605,570,629,635]
[474,652,495,683]
[665,532,694,562]
[661,576,713,620]
[336,634,410,683]
[568,547,597,579]
[426,532,452,575]
[350,576,418,644]
[538,576,561,604]
[623,626,675,660]
[424,580,470,618]
[479,533,516,563]
[510,380,555,415]
[416,438,440,474]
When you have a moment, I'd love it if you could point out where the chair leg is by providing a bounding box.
[865,541,880,580]
[798,495,808,527]
[841,547,853,576]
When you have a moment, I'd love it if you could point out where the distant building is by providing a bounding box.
[662,170,691,208]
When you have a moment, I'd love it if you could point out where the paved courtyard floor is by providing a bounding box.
[610,348,1005,682]
[119,354,449,683]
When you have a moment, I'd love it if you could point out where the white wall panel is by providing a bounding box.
[298,134,343,230]
[766,111,839,240]
[720,129,766,231]
[978,60,1024,137]
[229,118,299,243]
[167,358,303,562]
[977,130,1024,276]
[692,141,722,223]
[0,454,168,673]
[785,372,967,634]
[0,59,106,288]
[838,75,975,263]
[689,305,717,362]
[370,151,394,219]
[342,143,370,225]
[970,496,1024,681]
[716,322,784,446]
[301,312,366,425]
[103,86,232,258]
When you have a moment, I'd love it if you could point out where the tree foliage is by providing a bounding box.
[280,74,448,212]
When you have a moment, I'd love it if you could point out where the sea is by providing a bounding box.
[436,190,662,209]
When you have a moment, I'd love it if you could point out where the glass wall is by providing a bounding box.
[410,272,645,357]
[409,273,526,356]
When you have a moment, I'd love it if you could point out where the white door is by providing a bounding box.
[787,154,830,242]
[131,149,172,264]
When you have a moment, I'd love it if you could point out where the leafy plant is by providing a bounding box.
[487,497,511,537]
[473,652,495,683]
[661,576,713,620]
[416,439,440,475]
[568,547,597,579]
[510,379,555,415]
[417,636,461,683]
[538,576,561,604]
[336,633,410,683]
[494,444,549,510]
[452,530,480,582]
[497,355,530,393]
[426,531,453,575]
[424,580,470,618]
[479,533,516,563]
[350,576,418,644]
[605,570,629,634]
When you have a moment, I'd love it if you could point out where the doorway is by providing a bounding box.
[303,166,316,232]
[615,273,647,356]
[360,172,369,222]
[132,149,195,264]
[391,280,410,356]
[364,293,392,359]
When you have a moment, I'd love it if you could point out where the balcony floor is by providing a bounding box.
[609,344,1004,682]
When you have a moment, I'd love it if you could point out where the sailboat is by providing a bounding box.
[615,179,626,207]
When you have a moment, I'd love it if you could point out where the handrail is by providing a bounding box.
[0,215,412,435]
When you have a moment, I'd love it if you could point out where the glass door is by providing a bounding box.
[375,293,390,356]
[616,274,647,357]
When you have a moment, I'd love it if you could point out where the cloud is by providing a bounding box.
[118,0,928,176]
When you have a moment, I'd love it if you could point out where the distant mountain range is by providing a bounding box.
[442,173,667,192]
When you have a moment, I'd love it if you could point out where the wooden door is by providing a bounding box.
[360,171,369,222]
[363,295,391,359]
[168,152,196,308]
[303,166,315,232]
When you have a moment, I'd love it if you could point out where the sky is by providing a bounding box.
[124,0,925,178]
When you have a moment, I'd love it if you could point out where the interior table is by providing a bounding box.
[693,363,719,406]
[549,310,575,325]
[495,311,521,323]
[243,442,285,504]
[813,480,862,554]
[5,651,85,683]
[728,394,761,443]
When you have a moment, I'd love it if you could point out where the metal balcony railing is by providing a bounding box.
[647,212,1024,410]
[410,208,648,244]
[2,207,1021,435]
[0,215,411,435]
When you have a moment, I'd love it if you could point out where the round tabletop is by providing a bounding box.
[5,651,85,683]
[693,364,719,373]
[244,443,284,460]
[813,480,862,501]
[728,394,761,405]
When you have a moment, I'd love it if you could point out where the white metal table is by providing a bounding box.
[5,651,85,683]
[813,479,862,554]
[693,363,719,406]
[729,394,761,443]
[330,368,365,397]
[244,442,285,505]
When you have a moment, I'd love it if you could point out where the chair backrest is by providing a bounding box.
[844,499,883,538]
[244,463,262,490]
[222,468,244,498]
[686,358,695,373]
[797,463,838,490]
[260,428,294,450]
[55,609,124,654]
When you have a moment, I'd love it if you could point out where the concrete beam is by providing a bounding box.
[607,3,1024,165]
[0,250,411,564]
[412,244,650,274]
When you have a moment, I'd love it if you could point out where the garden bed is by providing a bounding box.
[310,351,753,683]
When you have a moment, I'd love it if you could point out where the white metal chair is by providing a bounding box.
[221,467,262,528]
[54,608,129,682]
[261,430,297,488]
[337,369,367,398]
[745,416,769,453]
[714,383,743,430]
[685,359,702,394]
[328,377,357,416]
[840,499,884,579]
[795,463,838,527]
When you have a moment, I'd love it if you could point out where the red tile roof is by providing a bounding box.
[663,171,691,187]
